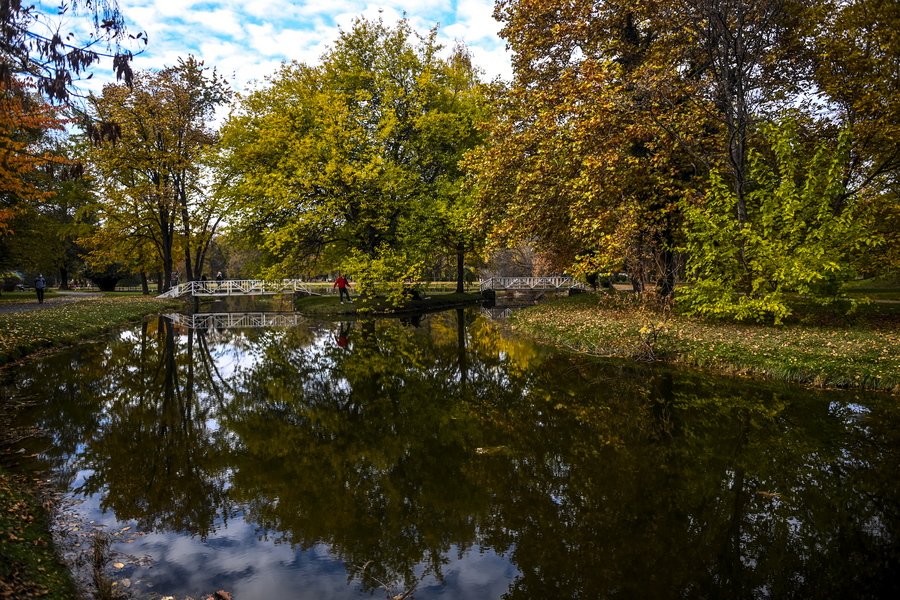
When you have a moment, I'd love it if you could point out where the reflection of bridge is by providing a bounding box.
[158,279,316,299]
[165,312,306,329]
[479,276,584,292]
[480,307,517,320]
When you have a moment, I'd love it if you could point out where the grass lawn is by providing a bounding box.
[510,292,900,392]
[0,290,59,303]
[0,295,179,365]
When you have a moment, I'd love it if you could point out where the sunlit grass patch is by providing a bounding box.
[511,293,900,392]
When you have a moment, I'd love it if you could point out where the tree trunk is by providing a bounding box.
[140,272,150,295]
[58,267,69,290]
[456,243,465,294]
[180,191,194,282]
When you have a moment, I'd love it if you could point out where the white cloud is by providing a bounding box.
[60,0,511,110]
[183,7,246,39]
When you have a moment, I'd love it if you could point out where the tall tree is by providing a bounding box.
[811,0,900,275]
[218,18,485,297]
[472,2,715,295]
[477,0,891,309]
[86,57,230,290]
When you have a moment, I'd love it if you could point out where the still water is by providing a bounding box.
[3,307,900,599]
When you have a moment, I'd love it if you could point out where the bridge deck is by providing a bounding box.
[480,276,583,292]
[158,279,317,299]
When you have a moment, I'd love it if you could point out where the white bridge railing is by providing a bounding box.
[479,276,584,292]
[164,312,306,329]
[158,279,316,299]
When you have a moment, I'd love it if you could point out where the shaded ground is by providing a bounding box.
[0,292,102,314]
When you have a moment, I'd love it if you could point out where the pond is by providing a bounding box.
[2,307,900,599]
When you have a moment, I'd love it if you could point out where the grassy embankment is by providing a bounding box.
[0,470,79,599]
[294,291,482,316]
[510,289,900,392]
[0,294,178,365]
[1,294,178,597]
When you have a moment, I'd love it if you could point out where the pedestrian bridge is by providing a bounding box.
[158,276,585,299]
[479,276,584,292]
[158,279,317,299]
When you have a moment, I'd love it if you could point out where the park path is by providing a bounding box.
[0,291,102,314]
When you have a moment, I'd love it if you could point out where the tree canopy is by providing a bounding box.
[469,0,897,318]
[85,57,230,291]
[218,17,486,298]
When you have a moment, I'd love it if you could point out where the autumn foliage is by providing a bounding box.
[0,78,67,235]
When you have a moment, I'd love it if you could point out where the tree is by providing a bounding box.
[681,118,876,323]
[811,0,900,276]
[4,138,96,288]
[218,17,485,298]
[471,2,714,295]
[0,79,66,236]
[1,0,139,104]
[478,0,893,307]
[86,57,231,291]
[2,0,140,287]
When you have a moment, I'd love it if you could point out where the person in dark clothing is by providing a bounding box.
[333,274,352,304]
[34,274,46,304]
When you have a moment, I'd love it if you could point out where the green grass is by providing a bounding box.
[0,467,78,599]
[0,295,179,365]
[510,293,900,392]
[294,291,481,316]
[0,290,59,303]
[844,274,900,301]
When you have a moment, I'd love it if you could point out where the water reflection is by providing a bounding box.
[3,309,900,599]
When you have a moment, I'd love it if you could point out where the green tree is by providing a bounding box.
[5,139,96,288]
[681,118,875,323]
[85,56,230,291]
[218,18,485,297]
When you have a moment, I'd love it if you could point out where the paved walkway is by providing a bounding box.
[0,291,102,314]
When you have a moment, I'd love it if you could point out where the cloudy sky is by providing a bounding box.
[44,0,512,97]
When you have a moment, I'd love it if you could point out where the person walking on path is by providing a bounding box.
[34,274,46,304]
[333,274,353,304]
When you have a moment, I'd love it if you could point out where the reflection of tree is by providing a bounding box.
[5,310,900,598]
[470,366,900,599]
[74,318,232,537]
[223,314,489,595]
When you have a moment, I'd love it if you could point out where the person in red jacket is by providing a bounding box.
[333,273,353,304]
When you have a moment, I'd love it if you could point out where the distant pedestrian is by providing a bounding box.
[216,271,224,282]
[34,274,46,304]
[333,273,352,304]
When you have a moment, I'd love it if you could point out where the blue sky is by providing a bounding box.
[46,0,512,97]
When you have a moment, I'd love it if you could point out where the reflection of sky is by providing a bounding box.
[66,466,518,599]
